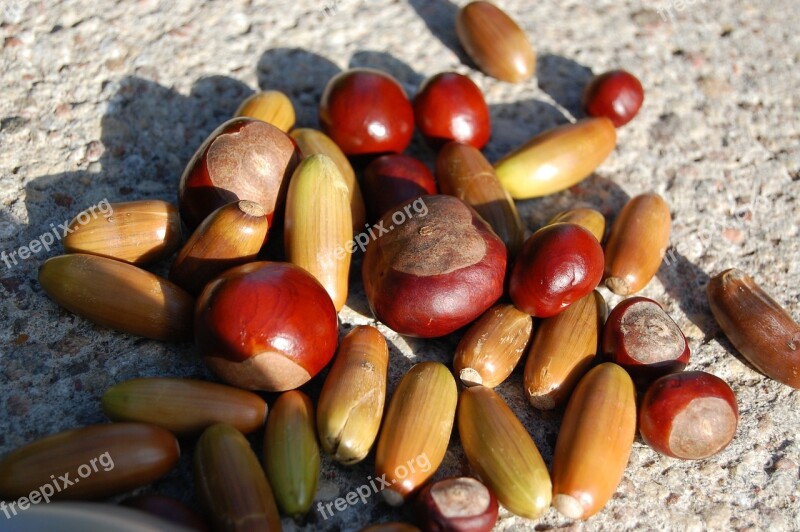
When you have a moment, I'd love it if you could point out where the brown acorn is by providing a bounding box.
[707,268,800,388]
[169,200,268,296]
[453,304,533,388]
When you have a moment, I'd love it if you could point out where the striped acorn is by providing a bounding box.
[284,153,353,311]
[63,199,182,265]
[235,90,296,132]
[551,363,637,519]
[524,290,607,409]
[375,362,457,506]
[169,200,268,296]
[0,423,179,500]
[102,378,268,436]
[194,424,281,531]
[436,142,525,257]
[264,391,320,517]
[39,254,194,341]
[290,127,367,231]
[317,325,389,465]
[453,304,533,388]
[457,386,551,519]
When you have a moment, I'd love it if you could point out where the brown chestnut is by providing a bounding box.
[362,195,506,337]
[582,70,644,127]
[195,261,338,391]
[639,371,739,460]
[509,223,604,317]
[603,297,690,386]
[363,154,438,222]
[178,117,300,229]
[416,477,499,532]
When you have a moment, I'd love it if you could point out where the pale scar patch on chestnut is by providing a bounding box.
[206,121,293,212]
[669,397,737,459]
[621,301,685,363]
[384,198,487,276]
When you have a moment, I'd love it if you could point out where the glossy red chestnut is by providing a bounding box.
[603,297,690,386]
[509,223,604,317]
[121,494,209,531]
[639,371,738,460]
[581,70,644,128]
[195,261,338,392]
[363,195,506,338]
[416,477,499,532]
[178,118,300,230]
[320,68,414,156]
[414,72,491,149]
[363,154,438,221]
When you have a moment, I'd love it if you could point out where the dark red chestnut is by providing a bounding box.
[363,195,506,338]
[363,154,438,221]
[581,70,644,127]
[416,477,499,532]
[509,223,604,317]
[195,261,338,391]
[178,118,300,230]
[121,494,209,531]
[320,68,414,156]
[639,371,738,460]
[603,297,690,386]
[414,72,491,149]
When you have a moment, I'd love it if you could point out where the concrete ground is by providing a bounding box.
[1,0,798,530]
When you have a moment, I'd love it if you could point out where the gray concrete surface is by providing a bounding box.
[1,0,799,530]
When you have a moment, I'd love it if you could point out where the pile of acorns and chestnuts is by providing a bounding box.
[2,2,798,531]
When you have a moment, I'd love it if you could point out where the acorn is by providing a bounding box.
[235,90,296,132]
[453,304,533,388]
[551,363,636,520]
[604,193,671,295]
[169,200,268,296]
[436,142,525,257]
[4,503,194,531]
[707,268,800,388]
[63,199,181,265]
[455,1,535,83]
[263,390,320,517]
[121,494,210,531]
[290,127,366,231]
[101,378,267,437]
[0,423,179,500]
[39,254,194,341]
[194,424,281,531]
[317,325,389,465]
[375,362,457,506]
[548,207,606,242]
[524,290,607,409]
[494,118,616,199]
[458,386,551,519]
[284,154,353,311]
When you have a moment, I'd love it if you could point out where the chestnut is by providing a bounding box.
[639,371,739,460]
[195,261,338,391]
[320,68,414,156]
[363,195,506,338]
[362,154,438,222]
[582,70,644,127]
[509,223,604,317]
[416,477,499,532]
[121,494,209,531]
[603,297,690,386]
[178,117,300,229]
[414,72,491,149]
